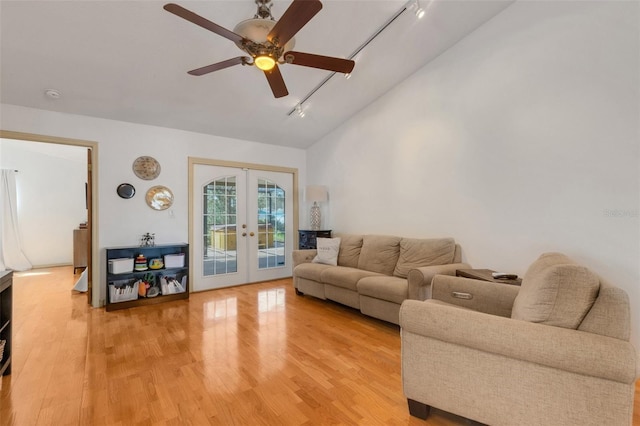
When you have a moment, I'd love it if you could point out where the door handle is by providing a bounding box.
[249,232,255,237]
[242,232,247,237]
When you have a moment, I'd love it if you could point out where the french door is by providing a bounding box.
[192,163,294,291]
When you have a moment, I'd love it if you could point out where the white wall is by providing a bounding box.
[308,1,640,343]
[0,104,307,304]
[0,139,87,266]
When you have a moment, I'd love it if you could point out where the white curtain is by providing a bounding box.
[0,170,32,271]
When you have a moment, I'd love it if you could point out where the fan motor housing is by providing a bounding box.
[233,18,295,55]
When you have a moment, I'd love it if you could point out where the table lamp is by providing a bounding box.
[305,185,328,230]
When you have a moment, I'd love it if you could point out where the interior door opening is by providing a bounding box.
[0,130,99,306]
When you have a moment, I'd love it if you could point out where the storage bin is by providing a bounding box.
[108,258,134,274]
[164,253,185,268]
[160,275,187,295]
[109,280,139,303]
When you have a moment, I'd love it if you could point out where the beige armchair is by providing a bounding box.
[400,253,639,426]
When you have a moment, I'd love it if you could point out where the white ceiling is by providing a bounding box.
[0,0,513,149]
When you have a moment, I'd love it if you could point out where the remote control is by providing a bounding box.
[492,272,518,280]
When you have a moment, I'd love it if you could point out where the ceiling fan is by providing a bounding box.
[164,0,355,98]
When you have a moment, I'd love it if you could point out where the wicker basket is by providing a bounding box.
[0,339,5,363]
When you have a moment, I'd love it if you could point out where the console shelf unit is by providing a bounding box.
[105,243,189,312]
[298,230,332,249]
[0,271,12,376]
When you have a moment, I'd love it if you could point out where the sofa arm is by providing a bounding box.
[406,262,471,300]
[400,300,639,384]
[431,275,520,318]
[292,249,316,268]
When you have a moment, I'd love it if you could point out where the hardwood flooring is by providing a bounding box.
[1,266,639,425]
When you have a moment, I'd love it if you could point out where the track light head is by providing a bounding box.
[410,0,426,19]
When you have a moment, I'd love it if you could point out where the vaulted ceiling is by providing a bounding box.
[0,1,513,148]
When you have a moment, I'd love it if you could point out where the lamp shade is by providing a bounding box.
[305,185,328,203]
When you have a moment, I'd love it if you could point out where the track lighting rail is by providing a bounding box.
[287,0,416,117]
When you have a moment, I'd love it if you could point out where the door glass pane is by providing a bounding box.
[203,176,237,276]
[257,178,285,269]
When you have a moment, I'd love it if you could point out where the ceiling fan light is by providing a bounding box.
[255,55,276,71]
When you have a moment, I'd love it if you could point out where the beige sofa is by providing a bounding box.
[400,253,640,425]
[292,234,469,324]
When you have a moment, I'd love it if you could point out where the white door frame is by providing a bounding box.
[188,157,299,291]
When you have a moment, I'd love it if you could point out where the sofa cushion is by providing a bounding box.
[357,235,401,275]
[312,237,341,266]
[393,238,456,278]
[577,281,630,340]
[357,276,408,305]
[336,234,364,268]
[294,262,334,282]
[511,253,600,329]
[320,266,382,291]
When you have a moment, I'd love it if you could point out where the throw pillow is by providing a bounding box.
[312,237,341,266]
[511,253,599,329]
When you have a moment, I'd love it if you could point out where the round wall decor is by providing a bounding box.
[116,183,136,199]
[132,156,161,180]
[145,185,174,211]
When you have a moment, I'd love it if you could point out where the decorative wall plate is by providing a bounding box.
[145,185,174,211]
[132,156,161,180]
[116,183,136,199]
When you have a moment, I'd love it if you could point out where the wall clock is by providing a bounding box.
[132,156,161,180]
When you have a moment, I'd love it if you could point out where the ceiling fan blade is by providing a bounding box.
[264,65,289,98]
[284,51,354,74]
[187,57,249,76]
[164,3,244,44]
[268,0,322,47]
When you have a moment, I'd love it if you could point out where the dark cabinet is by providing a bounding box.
[106,244,189,312]
[298,230,332,249]
[0,271,12,376]
[73,228,88,273]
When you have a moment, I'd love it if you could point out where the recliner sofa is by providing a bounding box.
[292,234,469,324]
[400,252,640,425]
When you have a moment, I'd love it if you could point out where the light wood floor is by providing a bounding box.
[1,266,639,426]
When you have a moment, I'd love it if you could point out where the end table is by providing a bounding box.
[298,230,332,249]
[456,268,522,286]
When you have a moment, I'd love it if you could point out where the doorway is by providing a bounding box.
[0,130,99,306]
[190,159,298,291]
